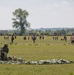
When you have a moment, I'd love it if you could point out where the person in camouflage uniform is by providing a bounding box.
[0,44,9,60]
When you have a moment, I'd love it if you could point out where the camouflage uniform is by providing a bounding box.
[0,44,9,60]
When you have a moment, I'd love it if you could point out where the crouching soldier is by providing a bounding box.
[0,44,9,60]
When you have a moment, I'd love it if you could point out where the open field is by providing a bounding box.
[0,36,74,75]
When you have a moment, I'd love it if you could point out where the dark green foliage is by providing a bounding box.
[12,8,30,35]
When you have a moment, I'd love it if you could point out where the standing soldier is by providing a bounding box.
[64,36,67,42]
[32,35,36,43]
[11,35,14,43]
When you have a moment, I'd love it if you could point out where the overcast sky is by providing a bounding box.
[0,0,74,30]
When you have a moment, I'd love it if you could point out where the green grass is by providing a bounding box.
[0,36,74,75]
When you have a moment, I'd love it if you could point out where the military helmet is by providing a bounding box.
[4,43,8,47]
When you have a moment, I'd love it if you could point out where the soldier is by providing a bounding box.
[42,36,44,40]
[11,35,14,43]
[0,44,9,60]
[64,36,67,42]
[32,35,36,43]
[39,36,41,40]
[23,36,26,40]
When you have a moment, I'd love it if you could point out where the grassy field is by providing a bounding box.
[0,36,74,75]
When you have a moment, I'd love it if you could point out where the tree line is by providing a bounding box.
[0,28,74,36]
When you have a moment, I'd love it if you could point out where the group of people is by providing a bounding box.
[0,34,17,61]
[23,35,45,43]
[39,36,44,40]
[53,36,58,40]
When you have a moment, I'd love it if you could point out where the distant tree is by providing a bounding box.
[12,8,30,35]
